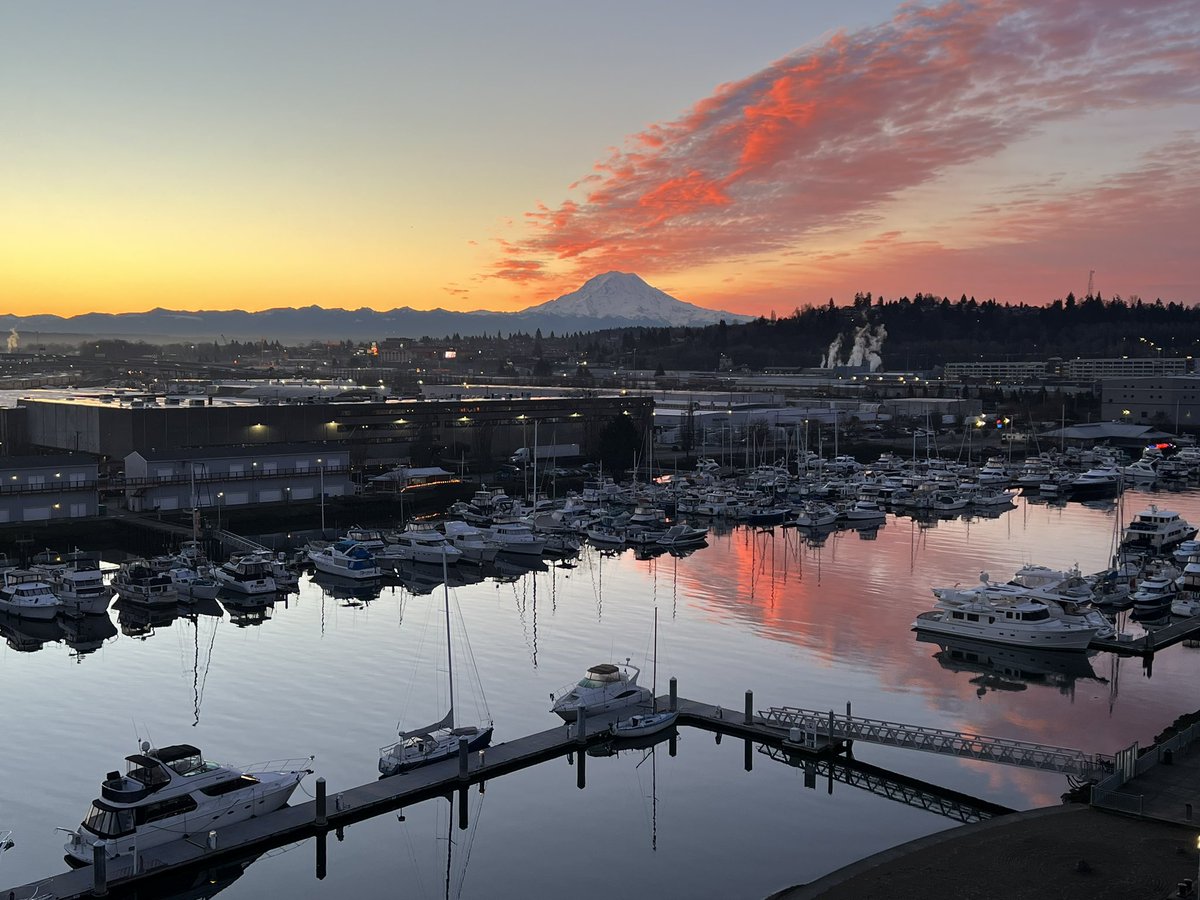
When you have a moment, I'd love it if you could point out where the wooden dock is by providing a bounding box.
[4,694,837,900]
[1089,613,1200,656]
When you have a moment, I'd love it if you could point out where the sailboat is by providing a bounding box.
[378,549,493,776]
[611,608,677,739]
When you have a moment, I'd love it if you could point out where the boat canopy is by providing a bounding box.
[585,664,622,682]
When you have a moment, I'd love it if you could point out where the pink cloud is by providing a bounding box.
[489,0,1200,304]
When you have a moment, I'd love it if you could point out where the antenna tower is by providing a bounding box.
[1086,270,1095,299]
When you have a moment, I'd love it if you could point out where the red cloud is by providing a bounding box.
[490,0,1200,302]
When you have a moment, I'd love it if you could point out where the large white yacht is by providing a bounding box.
[385,524,464,566]
[913,596,1100,650]
[62,743,311,865]
[933,570,1114,639]
[485,520,545,557]
[440,521,500,565]
[1067,465,1121,497]
[1120,505,1196,552]
[550,661,653,721]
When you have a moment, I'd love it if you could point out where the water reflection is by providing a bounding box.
[0,611,62,653]
[113,598,179,639]
[60,613,118,660]
[915,632,1106,698]
[310,571,383,605]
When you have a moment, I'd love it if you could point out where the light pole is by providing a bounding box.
[216,492,224,531]
[317,458,325,536]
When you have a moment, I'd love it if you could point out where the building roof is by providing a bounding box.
[1037,422,1176,443]
[0,453,97,470]
[129,444,351,462]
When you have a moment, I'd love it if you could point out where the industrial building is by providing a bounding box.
[0,454,99,524]
[17,393,653,468]
[123,446,352,513]
[1099,375,1200,433]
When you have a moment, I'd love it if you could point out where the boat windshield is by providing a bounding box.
[83,802,135,839]
[125,757,171,789]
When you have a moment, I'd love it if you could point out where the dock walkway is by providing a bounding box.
[5,694,832,900]
[1089,613,1200,656]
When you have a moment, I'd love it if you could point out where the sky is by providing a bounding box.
[1,0,1197,318]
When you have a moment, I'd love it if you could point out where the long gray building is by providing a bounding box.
[0,454,99,524]
[1099,375,1200,434]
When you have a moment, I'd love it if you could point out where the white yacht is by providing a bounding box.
[1120,458,1160,482]
[169,566,221,601]
[655,523,708,549]
[307,540,382,580]
[0,570,61,620]
[62,742,311,865]
[341,525,388,553]
[386,524,463,565]
[551,661,653,721]
[976,456,1011,486]
[112,560,178,607]
[913,596,1100,650]
[214,554,277,595]
[1067,465,1121,497]
[934,570,1114,640]
[1120,505,1196,552]
[485,520,545,557]
[32,551,112,616]
[440,521,500,565]
[1130,572,1178,614]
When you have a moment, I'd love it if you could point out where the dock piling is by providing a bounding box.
[669,677,677,712]
[206,830,217,851]
[576,706,587,745]
[315,777,328,827]
[744,690,753,725]
[91,842,107,897]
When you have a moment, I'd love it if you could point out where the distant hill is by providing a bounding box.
[0,273,750,344]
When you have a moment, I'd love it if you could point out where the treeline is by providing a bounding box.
[611,293,1200,372]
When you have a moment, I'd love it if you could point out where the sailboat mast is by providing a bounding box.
[443,548,454,727]
[652,606,658,710]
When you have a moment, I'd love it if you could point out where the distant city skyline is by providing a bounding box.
[1,0,1197,318]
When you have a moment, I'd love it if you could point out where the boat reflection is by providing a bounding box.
[218,592,276,627]
[114,848,264,900]
[916,632,1105,697]
[311,571,383,605]
[0,610,62,652]
[60,612,118,660]
[585,725,677,758]
[381,560,485,596]
[113,597,179,640]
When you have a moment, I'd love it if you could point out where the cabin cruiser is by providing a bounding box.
[32,550,112,616]
[976,456,1011,486]
[341,525,388,553]
[913,595,1100,650]
[550,661,653,721]
[112,560,179,607]
[62,743,311,865]
[385,523,463,565]
[214,554,277,595]
[169,566,221,601]
[307,540,382,580]
[1130,571,1179,615]
[485,520,545,557]
[439,521,499,565]
[0,569,61,621]
[934,570,1114,639]
[1120,505,1196,552]
[655,524,708,549]
[1067,465,1121,498]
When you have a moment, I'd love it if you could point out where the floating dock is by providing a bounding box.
[4,690,841,900]
[1090,613,1200,656]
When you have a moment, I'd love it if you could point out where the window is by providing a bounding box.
[200,775,260,797]
[136,794,198,825]
[83,803,135,839]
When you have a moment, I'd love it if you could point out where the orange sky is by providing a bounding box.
[1,0,1197,318]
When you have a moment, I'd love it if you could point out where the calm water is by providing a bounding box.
[4,487,1200,898]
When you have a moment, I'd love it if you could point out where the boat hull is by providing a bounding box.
[378,725,494,776]
[913,611,1097,651]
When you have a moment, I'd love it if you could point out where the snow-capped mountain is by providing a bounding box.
[520,272,749,327]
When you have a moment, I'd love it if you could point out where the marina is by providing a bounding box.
[4,478,1200,898]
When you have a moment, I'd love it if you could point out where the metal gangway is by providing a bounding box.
[764,706,1114,780]
[758,745,1011,824]
[217,529,270,555]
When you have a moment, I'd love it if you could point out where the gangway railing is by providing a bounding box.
[758,745,1009,824]
[764,706,1114,780]
[218,530,270,554]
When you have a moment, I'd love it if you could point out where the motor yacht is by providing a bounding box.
[307,540,382,580]
[385,523,463,566]
[485,520,545,557]
[655,523,708,549]
[1120,505,1196,552]
[62,743,311,865]
[1130,571,1179,615]
[341,525,388,553]
[934,569,1113,639]
[32,551,112,616]
[214,554,277,595]
[550,661,653,721]
[169,566,221,601]
[439,521,500,565]
[111,560,178,607]
[976,457,1011,486]
[1067,465,1121,498]
[913,595,1100,650]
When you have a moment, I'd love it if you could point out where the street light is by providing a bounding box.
[216,492,224,531]
[317,458,325,536]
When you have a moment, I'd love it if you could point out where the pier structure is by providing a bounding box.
[0,688,1113,900]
